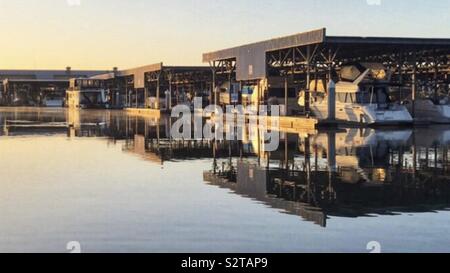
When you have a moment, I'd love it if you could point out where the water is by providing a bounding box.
[0,107,449,253]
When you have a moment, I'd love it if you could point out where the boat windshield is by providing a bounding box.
[71,79,105,90]
[80,91,104,105]
[337,87,391,105]
[375,87,390,104]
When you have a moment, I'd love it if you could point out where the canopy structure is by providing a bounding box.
[92,63,212,109]
[0,68,110,106]
[202,28,450,115]
[203,28,450,83]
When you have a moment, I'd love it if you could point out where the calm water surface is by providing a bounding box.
[0,107,449,253]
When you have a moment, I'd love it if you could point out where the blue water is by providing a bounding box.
[0,108,449,253]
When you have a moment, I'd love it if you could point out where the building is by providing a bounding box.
[0,67,111,106]
[91,63,212,109]
[203,28,450,116]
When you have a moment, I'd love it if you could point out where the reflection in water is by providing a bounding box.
[204,128,450,227]
[1,108,450,251]
[3,109,450,224]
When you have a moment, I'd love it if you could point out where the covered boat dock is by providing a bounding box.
[203,28,450,118]
[0,68,110,106]
[94,63,212,114]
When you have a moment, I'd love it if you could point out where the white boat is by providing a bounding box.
[312,128,412,184]
[43,93,64,107]
[302,63,413,126]
[66,78,109,109]
[44,99,64,107]
[405,97,450,124]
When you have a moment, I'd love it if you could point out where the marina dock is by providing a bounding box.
[1,28,449,128]
[125,108,163,118]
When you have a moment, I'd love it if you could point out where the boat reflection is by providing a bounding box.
[204,128,450,227]
[1,109,449,228]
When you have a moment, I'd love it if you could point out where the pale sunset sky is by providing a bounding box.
[0,0,449,70]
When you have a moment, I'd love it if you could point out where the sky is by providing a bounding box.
[0,0,449,70]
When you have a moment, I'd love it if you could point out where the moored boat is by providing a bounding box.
[405,97,450,124]
[302,63,413,126]
[66,78,110,109]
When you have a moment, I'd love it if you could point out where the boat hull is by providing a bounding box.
[43,99,64,107]
[311,103,413,126]
[66,90,109,109]
[406,100,450,124]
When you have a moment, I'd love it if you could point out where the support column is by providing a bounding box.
[168,73,173,110]
[435,145,438,169]
[446,73,449,96]
[210,61,217,106]
[144,118,148,139]
[327,48,333,84]
[144,87,148,108]
[285,133,288,170]
[213,140,217,174]
[135,88,138,108]
[434,53,439,103]
[257,126,261,166]
[305,46,312,116]
[129,90,132,108]
[156,73,161,110]
[398,53,403,101]
[125,86,128,107]
[327,132,336,172]
[327,80,336,121]
[284,76,288,116]
[13,84,16,105]
[228,140,232,169]
[211,69,218,106]
[239,81,243,106]
[412,130,417,182]
[304,136,311,203]
[412,54,417,119]
[239,140,243,160]
[229,69,233,106]
[256,80,260,116]
[327,131,336,200]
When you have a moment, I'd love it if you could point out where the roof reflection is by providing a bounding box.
[1,109,449,228]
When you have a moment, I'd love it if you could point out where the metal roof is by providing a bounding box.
[203,28,326,81]
[0,69,110,81]
[118,63,164,78]
[324,36,450,60]
[90,72,116,80]
[203,28,326,62]
[93,63,210,89]
[325,36,450,46]
[3,79,69,84]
